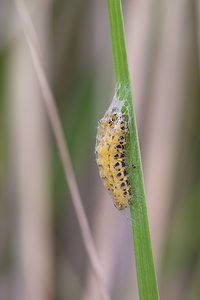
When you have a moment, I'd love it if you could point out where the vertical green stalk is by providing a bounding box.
[107,0,159,299]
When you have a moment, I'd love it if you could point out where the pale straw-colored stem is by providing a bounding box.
[14,1,110,299]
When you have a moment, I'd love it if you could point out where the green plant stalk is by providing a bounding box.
[107,0,159,299]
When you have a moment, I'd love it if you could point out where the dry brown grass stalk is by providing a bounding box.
[14,0,110,299]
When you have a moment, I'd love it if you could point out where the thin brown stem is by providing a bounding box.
[14,1,110,299]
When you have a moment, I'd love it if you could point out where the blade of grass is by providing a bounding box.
[107,0,159,299]
[14,1,110,299]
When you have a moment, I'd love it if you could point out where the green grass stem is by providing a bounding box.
[107,1,159,299]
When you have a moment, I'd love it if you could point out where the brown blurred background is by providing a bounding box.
[0,0,200,299]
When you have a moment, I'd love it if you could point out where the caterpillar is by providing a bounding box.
[95,98,131,210]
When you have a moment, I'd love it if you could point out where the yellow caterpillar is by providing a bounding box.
[96,105,131,210]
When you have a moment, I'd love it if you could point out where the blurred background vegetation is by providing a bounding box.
[0,0,200,299]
